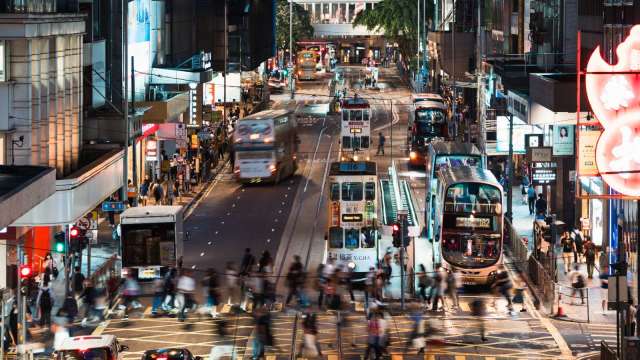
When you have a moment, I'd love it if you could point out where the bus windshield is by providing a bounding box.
[121,223,176,267]
[416,108,445,123]
[434,155,482,172]
[444,183,501,214]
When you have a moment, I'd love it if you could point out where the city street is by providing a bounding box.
[93,67,580,360]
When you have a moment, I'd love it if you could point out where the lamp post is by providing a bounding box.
[289,0,294,100]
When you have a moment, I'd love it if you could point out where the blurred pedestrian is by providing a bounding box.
[250,270,265,310]
[527,186,536,215]
[225,262,239,306]
[430,265,445,311]
[445,270,460,309]
[382,251,392,285]
[240,248,256,276]
[471,298,487,341]
[80,280,99,326]
[166,179,175,205]
[43,252,57,280]
[203,268,220,318]
[512,286,526,313]
[569,264,586,305]
[177,270,196,321]
[151,277,164,316]
[252,305,274,360]
[535,193,547,216]
[521,175,530,204]
[152,178,164,205]
[139,176,150,206]
[126,179,137,206]
[72,266,85,296]
[122,274,141,319]
[37,283,53,329]
[285,255,304,306]
[365,266,376,310]
[417,264,430,307]
[162,268,177,310]
[300,311,322,357]
[493,268,513,312]
[585,239,596,279]
[408,312,426,354]
[376,133,385,155]
[58,294,78,326]
[364,311,382,359]
[561,231,575,274]
[572,227,584,263]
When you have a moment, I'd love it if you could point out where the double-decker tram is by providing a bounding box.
[424,141,485,241]
[432,166,504,285]
[326,161,379,276]
[407,100,448,167]
[340,95,371,161]
[296,50,317,80]
[233,109,298,184]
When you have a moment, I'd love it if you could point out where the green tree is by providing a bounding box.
[275,0,314,53]
[354,0,432,61]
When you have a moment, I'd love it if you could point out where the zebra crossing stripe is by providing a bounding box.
[327,355,339,360]
[459,302,471,312]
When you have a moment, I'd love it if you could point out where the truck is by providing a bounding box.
[119,205,184,281]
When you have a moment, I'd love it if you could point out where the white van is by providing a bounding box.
[55,335,128,360]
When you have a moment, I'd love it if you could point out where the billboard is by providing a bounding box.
[552,125,574,156]
[496,115,543,154]
[578,129,601,176]
[128,0,151,101]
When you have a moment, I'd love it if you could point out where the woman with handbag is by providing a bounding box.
[42,253,58,280]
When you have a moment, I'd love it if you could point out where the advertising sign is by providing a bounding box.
[553,125,574,156]
[0,41,5,82]
[585,25,640,196]
[578,129,601,176]
[531,161,557,184]
[146,139,157,161]
[128,0,151,101]
[529,147,552,162]
[525,134,543,149]
[496,116,543,154]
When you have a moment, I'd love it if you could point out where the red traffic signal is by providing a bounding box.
[69,226,79,238]
[19,265,33,278]
[392,223,400,233]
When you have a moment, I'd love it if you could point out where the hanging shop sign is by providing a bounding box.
[528,147,552,163]
[552,125,574,156]
[146,139,157,161]
[586,25,640,196]
[578,129,600,176]
[525,134,543,149]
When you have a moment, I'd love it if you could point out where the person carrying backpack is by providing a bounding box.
[584,239,596,279]
[569,264,586,305]
[37,284,53,328]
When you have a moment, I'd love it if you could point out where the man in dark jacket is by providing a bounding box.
[72,266,85,296]
[535,193,547,216]
[285,256,304,305]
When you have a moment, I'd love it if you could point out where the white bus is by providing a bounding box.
[233,109,299,184]
[424,142,485,242]
[340,96,371,161]
[326,161,379,276]
[119,206,183,281]
[433,166,504,285]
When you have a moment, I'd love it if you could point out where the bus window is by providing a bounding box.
[329,227,343,248]
[345,229,359,249]
[342,182,363,201]
[342,136,352,148]
[361,136,370,148]
[365,182,375,200]
[361,228,375,248]
[330,183,340,200]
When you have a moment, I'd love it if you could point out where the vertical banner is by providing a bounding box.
[578,129,601,176]
[128,0,151,101]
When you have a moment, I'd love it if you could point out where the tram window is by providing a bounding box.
[365,182,375,200]
[345,229,359,249]
[329,227,343,248]
[352,136,361,149]
[353,110,363,121]
[330,183,340,200]
[342,136,352,148]
[363,110,369,121]
[342,110,349,121]
[361,136,370,148]
[342,182,363,201]
[361,228,375,248]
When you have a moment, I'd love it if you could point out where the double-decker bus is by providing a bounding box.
[340,95,371,161]
[432,166,504,285]
[424,142,485,241]
[296,50,317,80]
[326,161,379,276]
[233,109,298,184]
[407,100,448,167]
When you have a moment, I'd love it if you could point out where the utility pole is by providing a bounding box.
[224,0,228,123]
[507,113,514,222]
[289,0,294,99]
[417,0,420,92]
[131,56,138,206]
[122,0,129,204]
[451,2,456,135]
[16,245,25,354]
[398,210,408,311]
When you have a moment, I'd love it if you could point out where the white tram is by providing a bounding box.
[340,96,371,161]
[326,161,380,276]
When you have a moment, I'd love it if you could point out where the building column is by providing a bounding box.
[63,36,72,175]
[8,39,32,166]
[55,36,65,175]
[48,37,58,170]
[71,34,82,170]
[39,38,50,166]
[30,38,41,165]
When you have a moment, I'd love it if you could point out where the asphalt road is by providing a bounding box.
[94,66,602,360]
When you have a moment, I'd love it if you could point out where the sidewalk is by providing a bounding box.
[508,185,615,324]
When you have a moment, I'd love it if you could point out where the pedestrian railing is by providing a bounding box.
[90,254,120,292]
[504,219,528,272]
[527,256,556,314]
[555,283,593,323]
[601,340,619,360]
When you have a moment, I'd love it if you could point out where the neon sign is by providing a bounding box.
[586,25,640,196]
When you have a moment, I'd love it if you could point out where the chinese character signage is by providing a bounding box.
[552,125,574,156]
[585,25,640,196]
[578,129,600,176]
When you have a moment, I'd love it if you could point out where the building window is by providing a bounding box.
[365,2,372,11]
[331,2,338,23]
[348,3,356,22]
[314,3,321,22]
[322,3,330,23]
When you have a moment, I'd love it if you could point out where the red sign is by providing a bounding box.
[586,25,640,196]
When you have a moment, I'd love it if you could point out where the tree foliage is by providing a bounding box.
[354,0,432,60]
[275,0,314,52]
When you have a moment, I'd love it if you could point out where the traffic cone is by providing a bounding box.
[555,293,567,318]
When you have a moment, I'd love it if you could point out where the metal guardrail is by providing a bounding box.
[601,340,619,360]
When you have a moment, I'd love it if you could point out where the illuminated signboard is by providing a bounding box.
[586,25,640,196]
[341,214,363,222]
[455,216,491,229]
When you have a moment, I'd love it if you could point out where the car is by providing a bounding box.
[55,335,128,360]
[142,348,203,360]
[268,77,285,93]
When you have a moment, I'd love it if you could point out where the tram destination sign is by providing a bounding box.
[342,214,363,222]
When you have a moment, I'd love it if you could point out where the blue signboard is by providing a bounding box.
[102,201,125,212]
[339,162,368,172]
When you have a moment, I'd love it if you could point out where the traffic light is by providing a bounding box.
[69,226,79,239]
[401,218,410,247]
[19,265,32,279]
[392,222,401,247]
[53,231,65,253]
